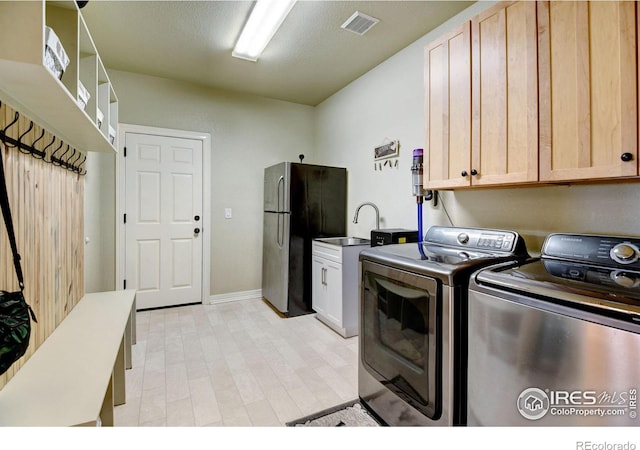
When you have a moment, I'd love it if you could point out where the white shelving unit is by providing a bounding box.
[0,0,118,153]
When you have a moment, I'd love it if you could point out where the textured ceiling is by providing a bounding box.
[81,1,474,106]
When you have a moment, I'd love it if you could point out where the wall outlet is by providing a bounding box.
[224,208,232,219]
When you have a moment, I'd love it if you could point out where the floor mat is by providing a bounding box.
[286,400,381,427]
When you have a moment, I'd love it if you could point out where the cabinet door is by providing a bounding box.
[311,256,326,316]
[324,261,343,326]
[471,1,538,186]
[424,21,472,189]
[538,1,638,181]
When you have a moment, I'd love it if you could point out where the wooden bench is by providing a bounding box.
[0,289,136,426]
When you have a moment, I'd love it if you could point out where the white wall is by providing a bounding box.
[84,151,116,292]
[316,1,640,253]
[85,70,316,296]
[87,0,640,297]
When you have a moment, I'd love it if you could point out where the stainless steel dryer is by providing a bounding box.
[358,226,529,426]
[467,233,640,426]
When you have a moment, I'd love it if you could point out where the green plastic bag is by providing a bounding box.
[0,290,36,375]
[0,144,37,375]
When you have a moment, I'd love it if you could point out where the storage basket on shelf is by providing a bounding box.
[44,26,70,80]
[77,81,90,110]
[97,108,104,128]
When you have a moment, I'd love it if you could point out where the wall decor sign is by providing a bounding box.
[374,140,399,159]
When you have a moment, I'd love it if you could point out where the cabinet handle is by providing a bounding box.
[621,152,634,162]
[461,170,468,177]
[321,267,326,285]
[471,169,478,176]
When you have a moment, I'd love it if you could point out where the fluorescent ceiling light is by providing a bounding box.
[233,0,297,62]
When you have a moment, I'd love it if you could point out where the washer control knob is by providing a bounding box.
[610,243,640,264]
[611,271,640,288]
[457,233,470,245]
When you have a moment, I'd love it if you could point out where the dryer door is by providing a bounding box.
[360,261,442,419]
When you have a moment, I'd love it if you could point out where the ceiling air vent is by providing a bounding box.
[341,11,379,36]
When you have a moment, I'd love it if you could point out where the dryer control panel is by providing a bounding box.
[425,226,525,254]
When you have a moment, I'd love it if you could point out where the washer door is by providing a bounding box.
[361,261,442,419]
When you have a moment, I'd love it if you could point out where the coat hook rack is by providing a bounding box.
[17,120,34,154]
[31,129,47,159]
[50,141,65,166]
[0,101,87,176]
[52,144,71,167]
[60,148,83,173]
[1,111,20,148]
[68,149,81,171]
[76,154,87,175]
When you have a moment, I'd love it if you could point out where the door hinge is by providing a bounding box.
[123,279,127,289]
[124,213,127,224]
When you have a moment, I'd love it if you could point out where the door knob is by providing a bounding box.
[471,169,478,176]
[621,153,634,162]
[461,170,468,177]
[194,228,201,235]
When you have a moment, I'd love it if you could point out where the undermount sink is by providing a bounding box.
[316,236,371,247]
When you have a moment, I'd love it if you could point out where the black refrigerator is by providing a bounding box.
[262,162,346,317]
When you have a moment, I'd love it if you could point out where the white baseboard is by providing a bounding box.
[205,289,262,305]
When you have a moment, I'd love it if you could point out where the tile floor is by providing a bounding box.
[115,298,359,426]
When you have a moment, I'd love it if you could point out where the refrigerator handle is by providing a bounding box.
[276,175,285,249]
[277,176,284,212]
[276,213,282,248]
[277,213,283,249]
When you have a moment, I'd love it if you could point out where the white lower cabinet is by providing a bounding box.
[311,240,368,338]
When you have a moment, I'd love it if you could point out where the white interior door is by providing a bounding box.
[125,132,203,309]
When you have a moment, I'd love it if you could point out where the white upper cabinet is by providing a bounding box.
[0,1,118,153]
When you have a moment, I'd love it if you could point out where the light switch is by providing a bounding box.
[224,208,232,219]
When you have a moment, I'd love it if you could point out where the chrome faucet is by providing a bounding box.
[353,202,380,230]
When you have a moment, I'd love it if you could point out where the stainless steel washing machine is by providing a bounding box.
[467,233,640,426]
[358,226,529,426]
